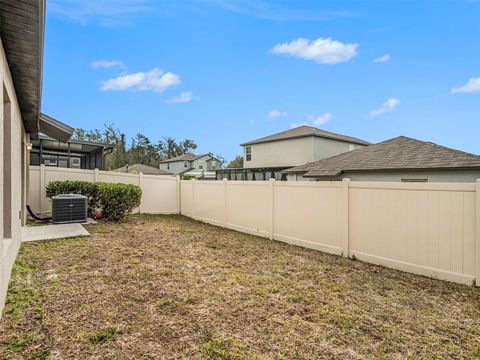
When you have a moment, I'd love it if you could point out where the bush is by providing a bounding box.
[46,180,99,217]
[97,183,142,221]
[45,180,142,221]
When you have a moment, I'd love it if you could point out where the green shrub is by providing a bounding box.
[45,180,99,217]
[45,180,142,221]
[97,182,142,221]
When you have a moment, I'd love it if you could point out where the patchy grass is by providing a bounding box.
[1,214,479,359]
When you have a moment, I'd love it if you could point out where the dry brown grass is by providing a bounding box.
[1,214,479,359]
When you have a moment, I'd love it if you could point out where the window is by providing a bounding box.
[184,161,188,168]
[246,147,252,161]
[199,162,204,170]
[211,161,216,170]
[167,163,170,170]
[401,178,428,183]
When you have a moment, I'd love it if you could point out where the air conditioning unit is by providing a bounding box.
[52,194,88,224]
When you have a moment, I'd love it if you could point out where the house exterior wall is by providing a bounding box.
[243,136,365,169]
[0,40,28,315]
[287,170,480,183]
[243,137,314,169]
[160,160,191,175]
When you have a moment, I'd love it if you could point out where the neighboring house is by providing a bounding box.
[217,125,370,180]
[114,164,174,176]
[30,125,114,170]
[0,1,74,314]
[159,153,221,179]
[284,136,480,182]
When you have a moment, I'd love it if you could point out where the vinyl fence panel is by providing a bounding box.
[29,165,178,215]
[180,179,480,286]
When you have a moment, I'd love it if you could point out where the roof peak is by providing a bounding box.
[241,125,370,147]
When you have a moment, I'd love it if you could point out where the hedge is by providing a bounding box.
[45,180,142,221]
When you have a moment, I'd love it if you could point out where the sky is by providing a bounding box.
[42,0,480,161]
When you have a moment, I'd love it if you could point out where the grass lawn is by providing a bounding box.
[0,215,479,359]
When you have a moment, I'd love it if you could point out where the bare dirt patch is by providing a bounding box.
[1,215,479,359]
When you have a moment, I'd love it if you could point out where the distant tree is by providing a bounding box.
[210,153,226,168]
[71,125,199,169]
[227,155,243,168]
[160,137,198,159]
[128,133,160,167]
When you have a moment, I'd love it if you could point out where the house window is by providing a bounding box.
[184,161,188,168]
[246,147,252,161]
[401,178,428,183]
[167,163,170,170]
[211,161,216,170]
[199,163,203,170]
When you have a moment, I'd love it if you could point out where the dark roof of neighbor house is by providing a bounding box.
[283,136,480,177]
[0,0,46,137]
[240,125,371,147]
[114,164,174,176]
[159,153,210,163]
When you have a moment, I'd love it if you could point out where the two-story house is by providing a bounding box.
[216,125,370,180]
[159,153,221,179]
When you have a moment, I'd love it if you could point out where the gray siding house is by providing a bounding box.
[217,125,370,180]
[159,153,221,179]
[284,136,480,182]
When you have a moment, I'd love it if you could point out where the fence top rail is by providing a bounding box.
[275,181,343,189]
[349,181,476,192]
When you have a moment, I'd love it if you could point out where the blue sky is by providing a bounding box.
[42,0,480,161]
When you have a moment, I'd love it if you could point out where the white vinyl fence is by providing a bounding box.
[29,165,179,215]
[27,166,480,286]
[181,179,480,286]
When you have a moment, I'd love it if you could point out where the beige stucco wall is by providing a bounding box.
[0,39,27,316]
[243,136,365,169]
[287,170,480,183]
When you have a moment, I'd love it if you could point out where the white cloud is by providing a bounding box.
[306,113,333,126]
[451,77,480,93]
[369,98,400,118]
[100,68,181,93]
[91,60,125,69]
[270,37,358,64]
[166,91,194,104]
[373,54,390,63]
[267,109,287,119]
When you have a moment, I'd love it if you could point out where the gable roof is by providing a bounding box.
[240,125,370,147]
[114,164,173,176]
[283,136,480,177]
[159,153,210,163]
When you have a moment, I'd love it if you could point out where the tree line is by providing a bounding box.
[73,124,245,170]
[73,124,204,170]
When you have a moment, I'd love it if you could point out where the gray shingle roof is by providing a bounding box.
[283,136,480,177]
[240,125,371,147]
[159,153,208,163]
[114,164,173,176]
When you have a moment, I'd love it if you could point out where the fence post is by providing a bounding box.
[138,172,143,214]
[475,179,480,286]
[223,178,228,228]
[39,164,45,215]
[270,178,275,240]
[192,179,196,219]
[177,176,181,214]
[93,168,99,183]
[342,178,350,258]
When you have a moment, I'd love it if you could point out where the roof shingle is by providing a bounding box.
[284,136,480,177]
